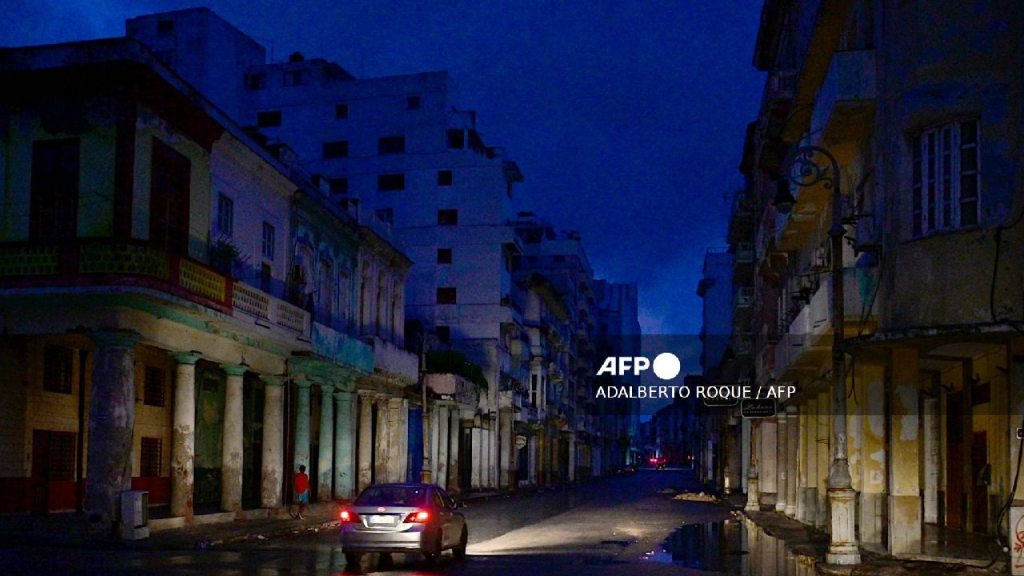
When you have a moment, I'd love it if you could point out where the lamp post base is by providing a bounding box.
[744,476,760,512]
[826,487,861,565]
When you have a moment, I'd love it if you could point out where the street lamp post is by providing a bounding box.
[776,145,860,565]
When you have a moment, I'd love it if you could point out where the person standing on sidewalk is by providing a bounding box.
[292,465,309,519]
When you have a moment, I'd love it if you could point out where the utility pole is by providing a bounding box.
[420,329,432,483]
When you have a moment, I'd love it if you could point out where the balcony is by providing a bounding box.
[810,49,876,147]
[363,335,418,382]
[774,267,879,379]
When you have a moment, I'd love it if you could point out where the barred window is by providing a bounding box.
[141,437,162,477]
[43,345,73,394]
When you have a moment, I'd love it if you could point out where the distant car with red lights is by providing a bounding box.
[649,456,668,470]
[339,483,467,567]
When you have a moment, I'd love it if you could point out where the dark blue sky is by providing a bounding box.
[5,0,764,334]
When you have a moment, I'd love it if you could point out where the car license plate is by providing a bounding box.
[369,515,394,526]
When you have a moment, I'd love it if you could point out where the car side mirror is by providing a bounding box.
[456,501,467,509]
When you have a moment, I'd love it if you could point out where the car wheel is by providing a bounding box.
[344,552,362,571]
[453,526,468,560]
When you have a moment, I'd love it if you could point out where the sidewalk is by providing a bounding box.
[726,494,1010,575]
[0,488,522,552]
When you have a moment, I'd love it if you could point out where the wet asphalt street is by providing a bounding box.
[1,468,739,576]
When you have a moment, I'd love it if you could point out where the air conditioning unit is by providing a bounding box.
[120,490,150,540]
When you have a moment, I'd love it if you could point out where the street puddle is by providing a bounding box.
[642,517,816,575]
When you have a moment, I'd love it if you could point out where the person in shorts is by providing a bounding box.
[292,464,309,519]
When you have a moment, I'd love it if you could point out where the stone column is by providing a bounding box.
[759,419,777,507]
[499,409,514,489]
[386,397,407,482]
[922,397,939,524]
[775,413,788,512]
[745,421,760,512]
[334,387,356,500]
[357,394,374,492]
[436,405,450,489]
[785,405,798,517]
[888,347,921,555]
[797,404,809,522]
[859,365,886,544]
[317,382,335,501]
[261,376,285,508]
[170,351,200,520]
[448,409,461,493]
[374,396,391,482]
[85,331,140,530]
[471,427,483,488]
[220,364,246,512]
[803,399,819,524]
[294,380,312,472]
[816,391,830,528]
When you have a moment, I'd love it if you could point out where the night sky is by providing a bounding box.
[4,0,765,335]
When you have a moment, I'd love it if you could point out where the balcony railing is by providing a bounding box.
[0,240,311,337]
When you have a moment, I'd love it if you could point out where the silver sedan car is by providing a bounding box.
[339,483,468,567]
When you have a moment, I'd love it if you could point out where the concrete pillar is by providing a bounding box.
[448,410,461,493]
[471,427,483,488]
[374,396,390,482]
[888,347,921,555]
[785,405,798,517]
[775,413,788,512]
[922,397,939,524]
[741,419,751,494]
[759,419,777,506]
[797,405,809,522]
[429,405,441,481]
[85,331,140,530]
[567,433,576,483]
[500,409,514,489]
[746,421,761,512]
[859,364,886,545]
[437,405,450,489]
[294,380,313,471]
[334,387,356,500]
[170,351,201,520]
[816,391,830,528]
[220,364,246,512]
[386,397,408,482]
[357,394,373,492]
[802,399,819,524]
[317,382,334,501]
[261,376,285,508]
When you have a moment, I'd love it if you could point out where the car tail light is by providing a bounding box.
[403,510,430,523]
[340,509,361,522]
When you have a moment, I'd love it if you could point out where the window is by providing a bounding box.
[437,209,458,226]
[335,103,349,119]
[245,73,266,90]
[323,141,349,159]
[446,129,465,150]
[157,19,175,35]
[437,248,452,264]
[437,287,457,305]
[140,437,162,477]
[912,120,979,236]
[30,139,80,241]
[144,366,165,407]
[35,431,75,481]
[328,177,349,195]
[435,325,451,342]
[283,69,307,86]
[262,222,276,260]
[407,95,421,110]
[375,208,394,224]
[257,111,281,127]
[378,136,406,155]
[150,138,191,254]
[217,194,234,237]
[377,173,406,191]
[437,170,453,186]
[260,263,273,293]
[43,345,73,394]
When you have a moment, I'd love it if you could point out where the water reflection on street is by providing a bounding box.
[643,516,816,576]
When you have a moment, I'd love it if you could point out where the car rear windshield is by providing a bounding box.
[355,486,428,507]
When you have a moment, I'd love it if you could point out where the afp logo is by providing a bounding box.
[596,353,681,380]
